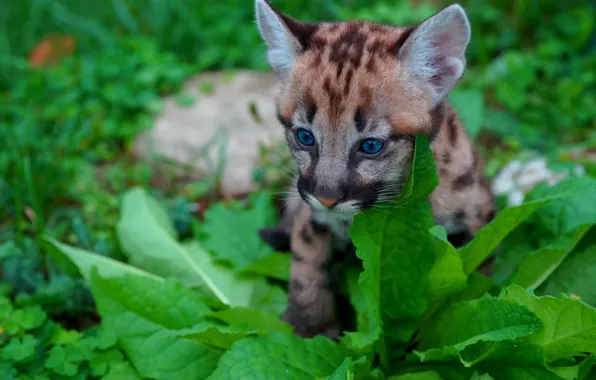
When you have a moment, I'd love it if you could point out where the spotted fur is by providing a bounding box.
[255,0,496,339]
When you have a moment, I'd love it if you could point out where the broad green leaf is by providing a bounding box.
[470,373,493,380]
[91,272,210,329]
[240,253,291,281]
[499,285,596,363]
[200,191,278,269]
[539,245,596,306]
[326,358,355,380]
[149,309,293,351]
[205,307,293,334]
[207,332,349,379]
[451,272,497,303]
[150,322,252,350]
[549,354,596,380]
[388,371,442,379]
[116,187,207,288]
[459,177,596,274]
[42,236,161,283]
[90,270,220,380]
[427,232,467,303]
[449,89,484,138]
[183,241,287,312]
[529,177,596,241]
[116,188,285,309]
[506,224,592,289]
[345,135,438,353]
[494,177,596,281]
[478,366,563,380]
[416,296,542,362]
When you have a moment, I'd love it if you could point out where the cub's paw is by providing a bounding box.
[281,309,341,341]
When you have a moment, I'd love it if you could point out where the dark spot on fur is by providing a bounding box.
[443,152,452,164]
[323,76,344,122]
[388,26,415,56]
[365,57,376,72]
[452,170,476,190]
[354,109,365,131]
[429,102,445,141]
[486,209,496,223]
[259,227,291,252]
[447,113,458,145]
[276,111,292,129]
[344,68,354,96]
[454,209,466,220]
[310,220,329,235]
[290,279,304,292]
[300,225,313,244]
[291,250,304,262]
[306,104,317,124]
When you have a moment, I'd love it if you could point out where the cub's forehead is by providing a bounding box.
[277,21,429,131]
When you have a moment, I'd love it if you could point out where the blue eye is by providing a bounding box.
[359,139,384,155]
[296,129,315,146]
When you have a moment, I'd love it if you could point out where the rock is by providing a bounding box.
[134,70,285,196]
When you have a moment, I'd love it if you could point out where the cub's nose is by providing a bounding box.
[315,196,339,209]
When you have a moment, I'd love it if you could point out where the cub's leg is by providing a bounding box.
[281,202,340,339]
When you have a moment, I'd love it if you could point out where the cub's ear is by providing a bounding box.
[399,4,471,104]
[254,0,317,81]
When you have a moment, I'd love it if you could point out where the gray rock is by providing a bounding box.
[134,70,285,196]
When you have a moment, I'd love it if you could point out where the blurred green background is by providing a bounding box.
[0,0,594,341]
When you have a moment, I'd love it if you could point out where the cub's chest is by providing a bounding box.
[310,209,354,251]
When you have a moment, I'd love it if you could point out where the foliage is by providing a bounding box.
[0,290,139,379]
[12,135,590,380]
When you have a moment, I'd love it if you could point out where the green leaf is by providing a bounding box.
[389,371,443,379]
[8,304,46,331]
[506,224,592,289]
[427,229,467,303]
[2,335,38,362]
[200,191,278,269]
[448,89,484,138]
[207,332,349,379]
[325,358,355,380]
[116,187,207,288]
[182,242,287,312]
[92,272,209,329]
[459,177,596,274]
[499,285,596,363]
[89,348,124,376]
[415,295,542,363]
[240,253,291,281]
[101,361,142,380]
[549,354,596,380]
[205,307,293,334]
[345,135,438,353]
[90,270,220,380]
[45,345,80,377]
[150,322,250,350]
[42,236,161,283]
[539,245,596,307]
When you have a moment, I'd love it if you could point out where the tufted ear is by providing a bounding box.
[254,0,317,81]
[399,4,471,105]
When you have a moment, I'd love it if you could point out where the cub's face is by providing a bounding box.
[255,0,471,215]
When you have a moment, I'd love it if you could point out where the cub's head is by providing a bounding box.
[255,0,471,216]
